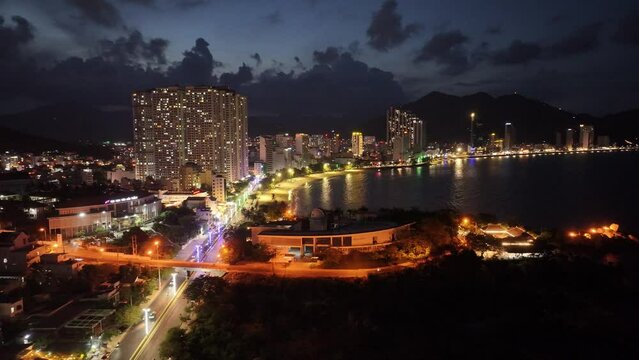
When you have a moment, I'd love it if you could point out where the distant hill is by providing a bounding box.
[1,94,637,144]
[0,125,114,158]
[393,92,638,144]
[0,102,131,142]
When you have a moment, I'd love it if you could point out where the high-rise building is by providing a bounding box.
[211,175,226,203]
[386,107,424,154]
[294,133,309,155]
[504,123,514,151]
[275,134,294,149]
[363,136,376,146]
[133,86,248,183]
[579,124,594,149]
[566,128,574,150]
[351,131,364,158]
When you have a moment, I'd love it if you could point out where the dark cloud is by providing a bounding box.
[612,11,639,45]
[414,30,471,75]
[486,26,501,35]
[0,15,34,59]
[174,0,210,9]
[548,22,602,58]
[241,47,405,124]
[366,0,419,52]
[548,14,565,24]
[66,0,123,28]
[120,0,154,5]
[264,11,282,25]
[313,46,340,64]
[491,40,542,65]
[250,52,262,66]
[293,56,305,70]
[98,30,168,65]
[167,38,221,84]
[219,63,253,88]
[347,40,362,56]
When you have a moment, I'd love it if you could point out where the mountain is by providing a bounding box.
[0,102,132,142]
[0,125,114,158]
[396,92,638,144]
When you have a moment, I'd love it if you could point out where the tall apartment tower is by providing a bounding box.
[294,133,309,155]
[258,135,275,173]
[566,128,574,150]
[579,124,595,149]
[133,86,248,183]
[504,123,514,151]
[351,131,364,158]
[386,107,424,153]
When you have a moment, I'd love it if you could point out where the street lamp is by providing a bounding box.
[143,308,151,335]
[39,227,46,241]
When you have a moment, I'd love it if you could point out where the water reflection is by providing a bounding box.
[292,152,639,232]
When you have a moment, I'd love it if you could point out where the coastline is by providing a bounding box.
[256,169,364,205]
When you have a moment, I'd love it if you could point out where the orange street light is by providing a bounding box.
[100,248,105,252]
[462,217,470,226]
[147,250,153,256]
[589,228,597,234]
[154,240,160,246]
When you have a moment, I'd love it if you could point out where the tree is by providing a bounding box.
[185,275,227,303]
[115,306,142,328]
[160,327,190,360]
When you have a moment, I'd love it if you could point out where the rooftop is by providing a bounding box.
[57,190,155,208]
[259,222,410,237]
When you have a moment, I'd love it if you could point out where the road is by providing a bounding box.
[109,271,188,360]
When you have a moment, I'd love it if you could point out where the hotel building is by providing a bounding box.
[386,107,424,158]
[132,86,248,184]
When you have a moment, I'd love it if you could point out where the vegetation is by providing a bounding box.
[161,244,639,359]
[153,206,201,244]
[219,226,275,264]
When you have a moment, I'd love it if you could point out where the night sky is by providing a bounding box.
[1,0,638,127]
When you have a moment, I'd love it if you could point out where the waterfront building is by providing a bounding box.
[597,135,610,147]
[251,209,413,256]
[132,86,248,183]
[386,107,424,154]
[351,131,364,158]
[259,135,275,173]
[504,123,514,151]
[566,128,574,150]
[579,124,595,149]
[294,133,309,155]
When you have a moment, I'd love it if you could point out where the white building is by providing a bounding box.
[351,131,364,158]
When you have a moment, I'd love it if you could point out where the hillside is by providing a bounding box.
[395,92,638,144]
[0,125,114,158]
[0,102,131,142]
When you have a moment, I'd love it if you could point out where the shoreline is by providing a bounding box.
[256,169,364,205]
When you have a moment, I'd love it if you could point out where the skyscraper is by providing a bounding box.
[133,86,248,184]
[566,128,574,150]
[294,133,309,155]
[504,123,514,151]
[351,131,364,158]
[579,124,594,149]
[386,107,424,154]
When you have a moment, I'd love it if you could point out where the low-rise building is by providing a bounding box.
[0,231,45,274]
[252,209,413,256]
[48,191,161,239]
[39,253,84,279]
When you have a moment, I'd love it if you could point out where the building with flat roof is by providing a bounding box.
[252,209,413,256]
[47,191,161,239]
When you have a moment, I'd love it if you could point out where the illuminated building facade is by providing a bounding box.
[133,86,248,183]
[579,124,595,149]
[386,107,424,155]
[351,131,364,158]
